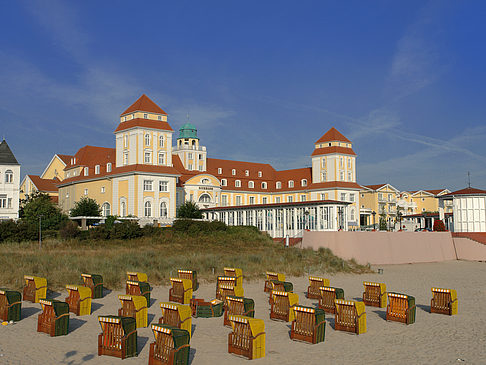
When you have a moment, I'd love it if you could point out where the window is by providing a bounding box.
[276,181,282,189]
[188,153,193,159]
[232,169,236,175]
[84,167,88,176]
[101,186,105,193]
[349,194,355,202]
[188,164,193,170]
[107,163,112,172]
[198,165,203,171]
[361,193,364,198]
[348,158,351,169]
[262,197,268,204]
[341,193,346,201]
[261,182,267,189]
[378,193,383,200]
[132,113,136,119]
[95,165,100,174]
[84,189,88,195]
[350,208,355,221]
[422,208,426,211]
[388,194,392,201]
[321,171,326,181]
[123,152,128,165]
[249,196,255,204]
[158,153,165,165]
[275,197,281,203]
[145,133,150,146]
[235,180,241,187]
[221,179,227,186]
[66,192,69,199]
[159,136,164,147]
[7,198,11,208]
[160,202,168,218]
[0,195,6,208]
[199,194,211,203]
[321,193,326,200]
[144,201,152,217]
[143,180,153,191]
[201,178,210,184]
[144,113,148,119]
[5,170,13,183]
[144,152,151,164]
[235,196,242,205]
[288,180,294,188]
[301,179,307,187]
[322,159,326,168]
[158,115,162,121]
[218,168,222,174]
[421,198,425,202]
[340,171,344,181]
[328,142,331,146]
[245,170,249,176]
[287,196,293,202]
[347,171,352,181]
[159,181,168,192]
[199,154,203,160]
[258,171,262,177]
[248,181,254,188]
[300,195,306,202]
[102,203,111,216]
[124,135,128,148]
[221,195,228,206]
[340,157,343,168]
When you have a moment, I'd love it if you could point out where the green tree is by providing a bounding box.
[177,201,203,219]
[21,191,67,231]
[70,197,101,217]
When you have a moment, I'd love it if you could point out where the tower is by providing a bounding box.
[173,122,207,171]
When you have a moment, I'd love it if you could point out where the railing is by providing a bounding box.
[173,145,206,152]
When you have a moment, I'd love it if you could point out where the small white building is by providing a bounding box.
[0,139,21,220]
[439,187,486,232]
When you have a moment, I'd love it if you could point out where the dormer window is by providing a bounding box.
[328,142,331,146]
[158,115,162,121]
[132,113,136,119]
[95,165,100,174]
[288,180,294,188]
[301,179,307,187]
[261,182,267,189]
[107,163,112,173]
[248,181,254,188]
[221,179,227,186]
[235,180,241,187]
[276,181,282,189]
[144,113,148,119]
[84,167,89,176]
[258,171,262,177]
[145,133,150,146]
[218,168,222,174]
[232,169,236,175]
[245,170,249,176]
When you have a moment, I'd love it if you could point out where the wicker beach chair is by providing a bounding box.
[318,286,344,314]
[118,295,148,328]
[37,299,69,337]
[307,276,330,299]
[126,280,151,306]
[264,272,285,293]
[190,298,224,318]
[149,324,190,365]
[270,291,299,322]
[158,302,192,337]
[23,275,47,303]
[334,299,366,335]
[127,271,148,282]
[177,270,199,291]
[362,282,387,308]
[386,293,416,324]
[224,296,255,327]
[216,276,240,298]
[268,280,293,304]
[169,278,192,305]
[65,285,92,316]
[217,283,244,302]
[98,316,137,359]
[81,273,103,299]
[0,288,21,322]
[228,315,265,360]
[430,288,458,315]
[224,268,243,288]
[290,306,326,344]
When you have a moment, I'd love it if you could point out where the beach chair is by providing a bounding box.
[37,299,69,337]
[334,299,366,335]
[126,280,151,306]
[118,295,148,328]
[177,270,199,291]
[127,271,148,282]
[0,288,21,322]
[65,285,92,316]
[169,278,192,305]
[149,324,190,365]
[81,273,103,299]
[430,288,458,316]
[228,315,265,360]
[270,291,299,322]
[362,282,387,308]
[264,272,285,293]
[217,283,244,302]
[318,286,344,314]
[307,276,330,299]
[224,267,243,287]
[224,296,255,327]
[23,275,47,303]
[386,293,416,325]
[98,316,137,359]
[216,276,240,297]
[268,280,293,304]
[159,302,192,337]
[190,298,224,318]
[290,306,326,344]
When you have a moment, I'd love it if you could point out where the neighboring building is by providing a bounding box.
[0,139,20,220]
[439,187,486,232]
[359,184,400,228]
[51,94,361,231]
[400,189,451,214]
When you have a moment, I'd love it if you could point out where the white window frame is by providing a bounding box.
[218,168,222,174]
[145,133,150,146]
[221,179,227,186]
[288,180,294,188]
[84,167,89,176]
[158,152,165,165]
[159,181,168,192]
[95,165,100,174]
[5,170,13,183]
[143,180,153,191]
[160,201,168,218]
[144,151,152,164]
[106,163,112,172]
[248,181,254,188]
[144,201,152,217]
[159,136,164,147]
[261,182,267,189]
[245,170,249,176]
[276,181,281,189]
[301,179,307,187]
[232,169,236,175]
[235,180,241,188]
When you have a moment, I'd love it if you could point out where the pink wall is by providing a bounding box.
[301,231,457,265]
[453,238,486,261]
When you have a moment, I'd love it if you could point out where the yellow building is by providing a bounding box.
[399,189,451,215]
[359,184,400,228]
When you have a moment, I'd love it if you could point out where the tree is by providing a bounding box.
[177,201,203,219]
[70,197,101,217]
[21,191,67,231]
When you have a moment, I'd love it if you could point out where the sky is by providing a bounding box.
[1,0,485,191]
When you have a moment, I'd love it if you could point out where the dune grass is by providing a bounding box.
[0,226,371,291]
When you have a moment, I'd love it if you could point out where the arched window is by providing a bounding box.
[160,202,168,218]
[106,163,112,172]
[235,180,241,187]
[201,178,210,185]
[301,179,307,187]
[5,170,13,183]
[199,194,211,203]
[261,182,267,189]
[102,203,111,216]
[145,133,150,146]
[144,201,152,217]
[288,180,294,188]
[276,181,281,189]
[248,181,254,188]
[120,201,126,217]
[221,179,227,186]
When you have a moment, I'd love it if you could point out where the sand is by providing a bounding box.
[1,260,485,365]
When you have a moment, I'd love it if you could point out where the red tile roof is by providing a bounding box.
[441,187,486,197]
[311,146,356,156]
[27,175,59,193]
[202,199,350,211]
[315,127,351,144]
[114,118,174,133]
[56,154,73,165]
[363,184,388,191]
[64,146,116,169]
[121,94,167,116]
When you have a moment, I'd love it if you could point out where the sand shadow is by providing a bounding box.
[148,313,156,325]
[191,324,196,337]
[91,302,103,313]
[189,348,197,365]
[22,306,41,319]
[48,290,62,299]
[416,304,430,313]
[149,298,157,307]
[102,288,112,297]
[326,317,335,329]
[137,336,149,354]
[81,354,95,362]
[372,310,387,320]
[352,297,363,302]
[69,318,87,333]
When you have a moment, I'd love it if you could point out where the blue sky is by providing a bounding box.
[1,0,485,191]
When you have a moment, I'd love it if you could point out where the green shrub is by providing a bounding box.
[59,220,80,240]
[111,221,143,240]
[176,201,203,218]
[0,220,19,243]
[89,225,111,240]
[172,219,227,234]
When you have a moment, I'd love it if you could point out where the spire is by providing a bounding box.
[315,127,351,144]
[0,139,19,165]
[121,94,167,116]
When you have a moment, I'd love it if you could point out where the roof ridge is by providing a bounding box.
[121,94,167,116]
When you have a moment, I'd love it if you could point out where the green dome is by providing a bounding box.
[179,123,198,139]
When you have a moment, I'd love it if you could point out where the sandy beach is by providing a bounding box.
[1,260,485,365]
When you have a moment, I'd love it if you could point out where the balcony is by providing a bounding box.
[173,145,206,152]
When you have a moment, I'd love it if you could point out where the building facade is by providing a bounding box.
[0,139,20,220]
